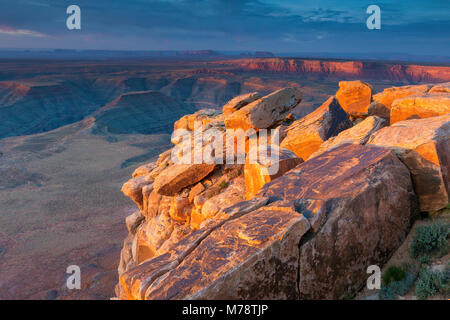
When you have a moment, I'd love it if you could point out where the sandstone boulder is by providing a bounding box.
[390,94,450,124]
[308,116,386,159]
[280,96,352,159]
[174,109,221,131]
[336,80,374,118]
[368,114,450,211]
[369,84,432,120]
[222,92,262,116]
[224,87,302,130]
[121,175,153,210]
[153,163,216,196]
[132,162,157,178]
[125,211,145,235]
[244,146,303,199]
[258,143,418,299]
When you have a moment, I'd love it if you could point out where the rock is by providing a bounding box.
[244,146,303,199]
[368,114,450,211]
[174,109,221,131]
[308,116,386,159]
[132,162,157,178]
[121,175,153,211]
[145,202,311,300]
[224,87,302,130]
[120,197,270,300]
[390,94,450,124]
[168,196,190,223]
[153,163,216,196]
[188,183,205,203]
[222,92,262,116]
[258,143,417,299]
[120,144,417,300]
[280,96,352,159]
[369,84,432,120]
[429,82,450,93]
[125,211,145,235]
[336,80,374,118]
[200,176,246,224]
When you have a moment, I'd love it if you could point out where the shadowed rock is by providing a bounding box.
[308,116,386,159]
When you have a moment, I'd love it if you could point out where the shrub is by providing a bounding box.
[382,265,406,285]
[409,221,449,258]
[419,255,431,265]
[415,268,447,299]
[380,272,416,300]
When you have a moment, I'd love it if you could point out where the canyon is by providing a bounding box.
[0,57,449,299]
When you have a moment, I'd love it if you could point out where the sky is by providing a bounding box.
[0,0,449,56]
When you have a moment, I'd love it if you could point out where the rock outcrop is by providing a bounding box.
[390,93,450,124]
[280,96,352,159]
[117,81,449,300]
[368,114,450,212]
[308,116,386,159]
[224,87,302,130]
[336,80,374,119]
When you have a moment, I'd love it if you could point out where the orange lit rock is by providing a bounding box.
[153,163,216,196]
[336,80,374,118]
[224,87,302,130]
[369,84,432,120]
[368,114,450,211]
[168,196,190,222]
[390,94,450,124]
[222,92,261,116]
[132,162,157,178]
[244,146,303,199]
[308,116,386,159]
[280,96,352,159]
[174,109,220,131]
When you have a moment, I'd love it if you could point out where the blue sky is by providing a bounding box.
[0,0,448,55]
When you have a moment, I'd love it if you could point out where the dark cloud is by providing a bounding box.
[0,0,448,55]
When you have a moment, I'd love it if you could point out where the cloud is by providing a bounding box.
[0,25,46,37]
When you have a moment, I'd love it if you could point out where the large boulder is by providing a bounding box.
[244,146,303,199]
[224,87,302,130]
[280,96,352,159]
[390,94,450,124]
[368,84,432,120]
[368,114,450,212]
[258,143,418,299]
[308,116,386,159]
[153,163,216,196]
[336,80,374,118]
[222,92,262,116]
[120,144,417,300]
